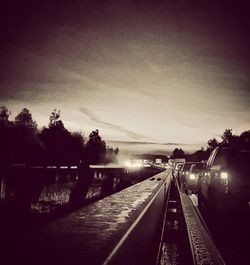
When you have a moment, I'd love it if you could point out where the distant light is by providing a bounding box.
[124,160,132,167]
[189,174,196,180]
[123,160,142,168]
[220,172,228,179]
[133,162,142,168]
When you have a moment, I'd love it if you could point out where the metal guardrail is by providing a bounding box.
[177,183,226,265]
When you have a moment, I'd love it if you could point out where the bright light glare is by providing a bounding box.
[220,172,228,179]
[123,160,142,168]
[134,162,142,168]
[124,160,131,167]
[189,174,196,180]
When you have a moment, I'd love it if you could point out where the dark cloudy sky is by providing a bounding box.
[0,0,250,153]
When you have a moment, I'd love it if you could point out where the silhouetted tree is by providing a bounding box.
[0,106,13,162]
[239,130,250,149]
[0,106,11,123]
[221,129,239,147]
[40,110,85,164]
[207,138,220,152]
[12,108,40,163]
[48,109,62,129]
[191,148,209,162]
[67,132,85,163]
[0,107,119,165]
[15,108,37,129]
[85,130,106,164]
[172,148,185,158]
[40,109,72,164]
[207,129,250,153]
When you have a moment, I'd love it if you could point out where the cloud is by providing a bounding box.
[106,140,205,155]
[106,140,188,146]
[79,107,146,140]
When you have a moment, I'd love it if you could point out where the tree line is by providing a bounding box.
[172,128,250,161]
[0,106,119,165]
[1,105,249,164]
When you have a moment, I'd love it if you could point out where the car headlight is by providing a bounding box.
[189,173,195,180]
[220,172,228,179]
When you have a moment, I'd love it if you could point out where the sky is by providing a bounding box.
[0,0,250,154]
